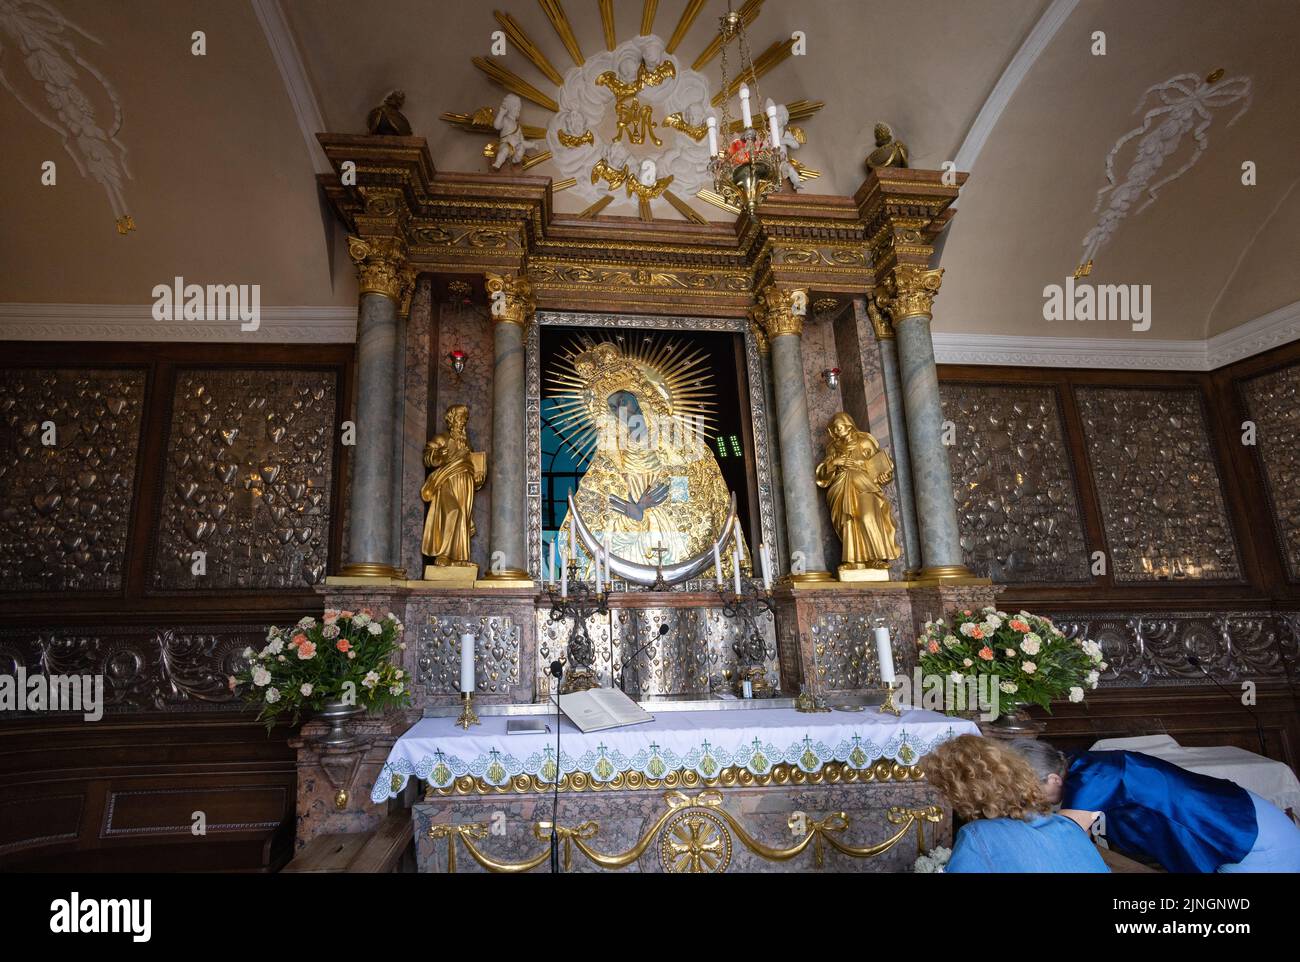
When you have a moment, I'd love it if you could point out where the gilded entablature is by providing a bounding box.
[315,135,965,315]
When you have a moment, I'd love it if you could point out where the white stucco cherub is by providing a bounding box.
[492,94,538,169]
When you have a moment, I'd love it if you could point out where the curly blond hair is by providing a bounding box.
[923,735,1052,821]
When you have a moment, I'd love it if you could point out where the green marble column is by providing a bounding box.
[482,272,533,584]
[338,236,407,578]
[759,286,831,582]
[888,266,970,579]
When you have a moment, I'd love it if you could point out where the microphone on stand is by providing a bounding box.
[548,658,564,873]
[1185,654,1267,756]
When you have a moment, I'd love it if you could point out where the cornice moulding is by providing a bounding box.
[933,300,1300,371]
[0,303,357,343]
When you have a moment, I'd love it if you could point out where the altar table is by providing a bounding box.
[374,705,977,801]
[386,705,978,873]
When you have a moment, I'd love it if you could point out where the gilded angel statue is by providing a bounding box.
[815,412,900,569]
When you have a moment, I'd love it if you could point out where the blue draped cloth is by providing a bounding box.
[1062,750,1257,873]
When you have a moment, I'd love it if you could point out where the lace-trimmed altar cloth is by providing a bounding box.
[372,705,978,801]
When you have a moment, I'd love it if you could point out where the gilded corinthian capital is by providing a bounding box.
[484,271,536,327]
[756,284,809,340]
[347,234,410,302]
[880,264,943,320]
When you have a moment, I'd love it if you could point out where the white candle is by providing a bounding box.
[459,633,475,693]
[594,543,603,593]
[706,115,719,156]
[733,544,742,597]
[602,529,611,588]
[569,521,576,565]
[875,626,895,686]
[739,84,752,128]
[560,550,568,598]
[765,99,780,145]
[712,542,723,587]
[759,541,772,591]
[734,518,745,564]
[548,538,557,587]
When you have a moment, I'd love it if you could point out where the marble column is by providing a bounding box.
[482,272,533,583]
[339,234,408,578]
[887,266,970,579]
[867,298,922,573]
[758,286,831,581]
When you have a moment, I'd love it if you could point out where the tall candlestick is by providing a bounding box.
[459,633,475,693]
[765,99,780,144]
[739,85,752,129]
[874,625,896,685]
[712,542,723,587]
[706,114,719,156]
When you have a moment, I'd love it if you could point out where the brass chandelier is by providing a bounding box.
[705,2,785,217]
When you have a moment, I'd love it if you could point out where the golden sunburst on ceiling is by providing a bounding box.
[440,0,822,222]
[546,331,717,466]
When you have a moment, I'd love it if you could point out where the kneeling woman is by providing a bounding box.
[923,735,1109,872]
[1010,739,1300,873]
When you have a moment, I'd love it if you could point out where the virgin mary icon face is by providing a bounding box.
[608,390,648,446]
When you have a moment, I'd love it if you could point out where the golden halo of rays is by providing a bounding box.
[545,331,718,468]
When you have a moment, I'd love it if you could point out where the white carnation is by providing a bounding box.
[1068,686,1085,703]
[300,683,313,696]
[1020,635,1041,656]
[367,622,382,635]
[251,666,272,687]
[265,638,284,655]
[322,624,340,639]
[1022,661,1037,674]
[1086,670,1100,688]
[362,670,380,690]
[942,634,960,649]
[999,681,1018,693]
[265,686,280,704]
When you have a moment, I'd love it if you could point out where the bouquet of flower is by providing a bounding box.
[916,607,1106,715]
[234,608,411,729]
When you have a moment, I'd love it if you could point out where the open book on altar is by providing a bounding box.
[554,688,654,733]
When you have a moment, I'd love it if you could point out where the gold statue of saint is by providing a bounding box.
[816,412,900,572]
[421,405,486,571]
[548,337,744,576]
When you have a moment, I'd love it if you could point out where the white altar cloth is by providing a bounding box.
[373,706,978,802]
[1089,734,1300,816]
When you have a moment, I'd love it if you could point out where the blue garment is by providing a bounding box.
[1219,791,1300,873]
[945,814,1110,873]
[1062,751,1257,873]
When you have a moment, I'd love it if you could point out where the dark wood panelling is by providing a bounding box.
[0,716,297,872]
[937,352,1298,613]
[0,341,355,622]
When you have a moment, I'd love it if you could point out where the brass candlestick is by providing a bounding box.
[878,681,902,716]
[456,690,481,729]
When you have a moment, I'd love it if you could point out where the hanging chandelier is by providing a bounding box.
[705,2,784,217]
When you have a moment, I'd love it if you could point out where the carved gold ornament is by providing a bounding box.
[557,127,595,148]
[425,789,944,873]
[425,759,925,796]
[612,98,663,146]
[756,284,808,339]
[484,271,536,327]
[595,58,678,100]
[880,264,943,320]
[347,235,410,302]
[663,111,708,141]
[816,412,901,570]
[661,809,731,872]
